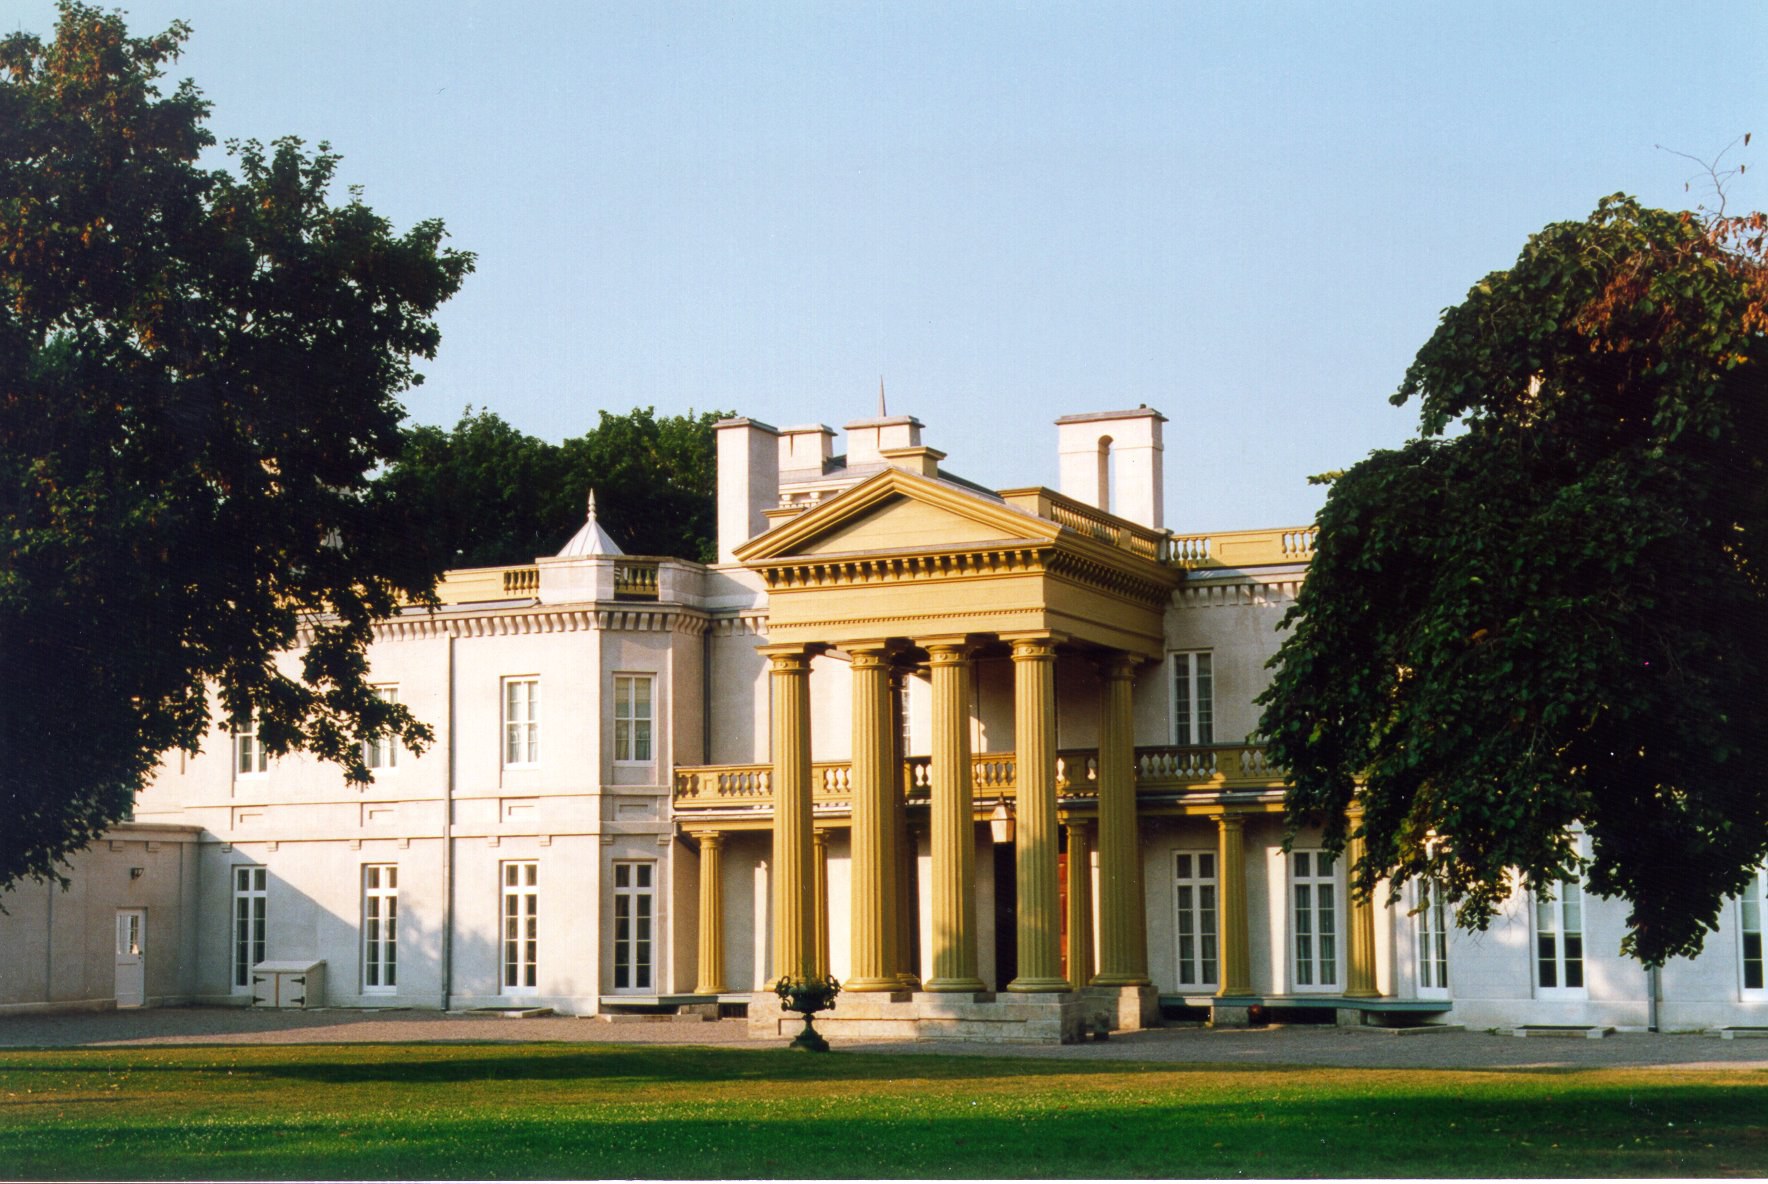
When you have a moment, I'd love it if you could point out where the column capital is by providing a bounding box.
[1215,812,1248,834]
[849,646,893,672]
[761,644,815,674]
[692,830,725,849]
[811,827,831,850]
[1007,635,1059,662]
[1094,650,1142,682]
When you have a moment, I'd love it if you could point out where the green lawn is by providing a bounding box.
[0,1042,1763,1179]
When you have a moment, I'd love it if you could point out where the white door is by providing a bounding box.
[114,909,146,1007]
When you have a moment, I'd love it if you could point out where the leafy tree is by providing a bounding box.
[0,4,472,890]
[1258,195,1767,965]
[377,405,728,568]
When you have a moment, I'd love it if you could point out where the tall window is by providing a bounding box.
[503,678,540,767]
[1416,879,1450,993]
[614,675,654,764]
[502,861,539,993]
[1535,877,1586,995]
[364,687,398,771]
[1291,850,1339,989]
[1740,866,1765,994]
[234,718,267,777]
[362,865,398,994]
[613,862,655,992]
[1172,651,1214,745]
[232,866,267,989]
[1173,851,1218,988]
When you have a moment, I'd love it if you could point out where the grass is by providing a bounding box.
[0,1042,1764,1179]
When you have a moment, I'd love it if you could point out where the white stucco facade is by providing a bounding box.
[3,405,1763,1039]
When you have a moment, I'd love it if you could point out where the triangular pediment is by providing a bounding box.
[734,468,1059,563]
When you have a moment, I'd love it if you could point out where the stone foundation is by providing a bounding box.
[1085,983,1160,1031]
[748,989,1092,1044]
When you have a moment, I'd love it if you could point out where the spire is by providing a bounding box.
[556,486,623,557]
[878,375,887,417]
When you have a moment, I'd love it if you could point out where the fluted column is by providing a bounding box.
[1093,652,1150,986]
[766,646,816,985]
[1009,637,1067,991]
[845,647,899,990]
[1215,813,1252,997]
[1344,825,1380,998]
[1064,818,1095,989]
[812,827,831,978]
[693,831,727,995]
[924,641,985,991]
[890,668,921,988]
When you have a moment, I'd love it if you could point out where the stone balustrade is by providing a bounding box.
[673,743,1282,814]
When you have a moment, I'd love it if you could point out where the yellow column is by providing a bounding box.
[693,831,727,995]
[1009,637,1067,991]
[924,641,985,992]
[890,668,921,989]
[1064,818,1095,989]
[766,646,816,985]
[1215,813,1253,997]
[813,827,831,979]
[1344,826,1380,998]
[1093,653,1150,987]
[846,647,899,990]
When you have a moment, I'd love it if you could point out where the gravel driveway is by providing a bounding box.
[3,1007,1766,1071]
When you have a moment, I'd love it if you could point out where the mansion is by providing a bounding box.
[3,406,1764,1040]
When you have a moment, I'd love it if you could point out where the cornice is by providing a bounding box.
[312,602,713,644]
[1172,577,1303,609]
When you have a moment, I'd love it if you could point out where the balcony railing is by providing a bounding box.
[673,743,1281,813]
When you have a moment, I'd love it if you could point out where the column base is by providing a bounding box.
[843,976,907,993]
[1084,983,1160,1031]
[923,977,989,993]
[1006,975,1073,993]
[895,974,923,991]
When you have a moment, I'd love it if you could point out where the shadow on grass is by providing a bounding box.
[3,1082,1762,1180]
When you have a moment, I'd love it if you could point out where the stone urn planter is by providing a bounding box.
[774,974,841,1052]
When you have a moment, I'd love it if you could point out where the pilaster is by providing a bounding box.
[693,831,727,995]
[813,826,831,979]
[1063,818,1095,989]
[1215,812,1253,998]
[1344,826,1380,998]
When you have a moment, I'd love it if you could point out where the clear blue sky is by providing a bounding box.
[14,2,1764,531]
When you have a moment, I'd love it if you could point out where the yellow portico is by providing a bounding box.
[719,460,1179,1036]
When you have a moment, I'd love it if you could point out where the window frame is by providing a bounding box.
[1170,651,1214,747]
[501,861,539,995]
[612,861,656,993]
[1172,849,1219,991]
[1289,849,1342,993]
[1414,878,1450,997]
[612,674,656,766]
[502,677,541,769]
[233,717,268,779]
[363,686,399,772]
[1533,875,1588,999]
[1740,866,1766,998]
[362,864,398,995]
[231,865,267,991]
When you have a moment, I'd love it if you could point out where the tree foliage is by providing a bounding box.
[1258,195,1768,965]
[0,4,472,889]
[375,405,729,569]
